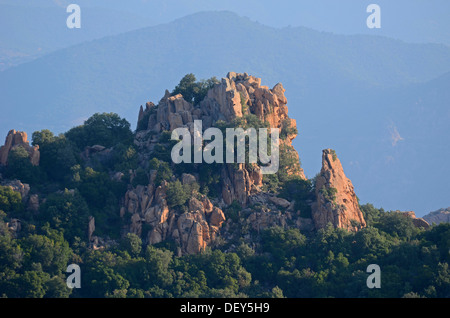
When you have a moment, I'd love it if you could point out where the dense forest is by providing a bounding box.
[0,76,449,298]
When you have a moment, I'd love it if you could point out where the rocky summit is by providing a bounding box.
[0,129,40,166]
[119,72,367,254]
[312,149,366,232]
[0,72,370,255]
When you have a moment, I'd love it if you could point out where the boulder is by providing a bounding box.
[269,196,291,208]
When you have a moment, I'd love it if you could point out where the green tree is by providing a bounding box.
[0,185,24,215]
[145,245,174,288]
[4,146,42,184]
[32,130,78,183]
[20,232,71,275]
[9,270,50,298]
[172,74,218,105]
[39,189,90,242]
[148,158,173,185]
[376,212,417,240]
[120,233,142,257]
[65,112,133,150]
[165,180,192,208]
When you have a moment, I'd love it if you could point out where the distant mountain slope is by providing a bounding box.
[334,72,450,216]
[0,4,147,70]
[423,208,450,225]
[0,11,449,216]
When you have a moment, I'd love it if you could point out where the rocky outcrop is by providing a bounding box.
[393,211,430,228]
[1,179,30,199]
[139,73,303,185]
[6,218,21,237]
[121,173,226,255]
[27,194,39,213]
[312,149,366,232]
[423,208,450,225]
[88,216,96,241]
[0,130,40,166]
[126,72,313,254]
[221,163,263,206]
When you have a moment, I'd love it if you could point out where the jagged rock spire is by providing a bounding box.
[312,149,366,232]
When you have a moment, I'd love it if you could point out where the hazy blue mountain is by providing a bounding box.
[0,11,449,216]
[0,4,147,70]
[325,72,450,216]
[3,0,448,46]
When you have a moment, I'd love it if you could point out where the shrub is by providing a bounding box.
[172,74,218,105]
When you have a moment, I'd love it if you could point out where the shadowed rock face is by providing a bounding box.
[0,129,40,166]
[312,149,366,232]
[125,73,368,254]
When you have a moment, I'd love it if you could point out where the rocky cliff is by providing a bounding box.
[120,72,367,254]
[312,149,366,232]
[0,129,40,166]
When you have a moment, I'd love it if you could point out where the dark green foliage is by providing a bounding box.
[74,167,126,238]
[109,144,138,173]
[65,112,133,150]
[172,74,218,105]
[280,119,298,139]
[3,146,43,185]
[148,158,173,185]
[320,186,338,203]
[224,200,242,223]
[0,104,448,299]
[198,162,222,198]
[20,231,71,275]
[279,178,314,217]
[120,233,142,258]
[39,189,90,243]
[0,185,24,215]
[375,212,417,239]
[165,180,199,208]
[131,168,148,187]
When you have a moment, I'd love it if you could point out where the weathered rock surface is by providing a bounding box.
[122,180,226,254]
[0,179,30,200]
[135,72,305,180]
[124,73,373,254]
[312,149,366,232]
[423,208,450,225]
[0,130,40,166]
[394,211,430,228]
[27,194,39,213]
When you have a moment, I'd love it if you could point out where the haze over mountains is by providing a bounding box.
[0,10,449,217]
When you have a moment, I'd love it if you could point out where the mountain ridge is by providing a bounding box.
[1,10,449,216]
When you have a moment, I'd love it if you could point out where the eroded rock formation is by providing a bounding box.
[0,130,40,166]
[312,149,366,232]
[124,73,368,254]
[121,174,225,255]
